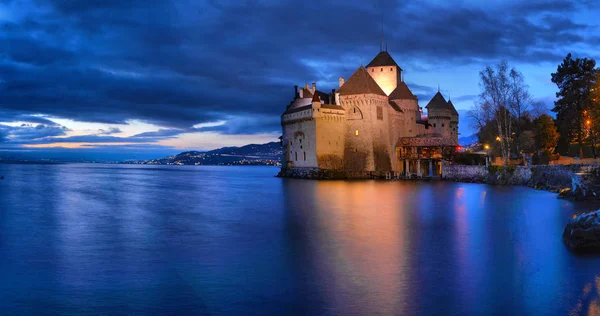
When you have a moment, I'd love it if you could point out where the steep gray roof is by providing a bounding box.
[389,82,417,100]
[425,92,449,110]
[366,51,402,70]
[336,66,386,96]
[447,100,459,116]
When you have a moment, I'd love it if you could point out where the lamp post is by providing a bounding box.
[484,144,490,167]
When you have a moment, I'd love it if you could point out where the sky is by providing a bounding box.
[1,0,600,160]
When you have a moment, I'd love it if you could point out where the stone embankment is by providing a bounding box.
[563,210,600,252]
[277,168,392,180]
[442,164,600,195]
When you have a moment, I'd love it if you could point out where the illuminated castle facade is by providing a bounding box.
[280,50,459,177]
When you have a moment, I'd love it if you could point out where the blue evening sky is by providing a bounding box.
[1,0,599,160]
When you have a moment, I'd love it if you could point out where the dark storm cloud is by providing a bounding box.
[0,123,68,143]
[0,0,597,135]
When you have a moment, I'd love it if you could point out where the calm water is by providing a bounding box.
[1,164,600,315]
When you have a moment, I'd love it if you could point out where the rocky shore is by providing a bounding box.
[563,210,600,252]
[443,164,600,196]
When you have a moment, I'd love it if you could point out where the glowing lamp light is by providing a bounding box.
[484,144,490,150]
[587,120,591,125]
[495,136,501,142]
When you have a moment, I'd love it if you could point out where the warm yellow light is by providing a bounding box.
[484,144,490,150]
[587,120,591,125]
[495,136,501,142]
[355,130,359,136]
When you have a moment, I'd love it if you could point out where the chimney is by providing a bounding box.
[331,89,335,104]
[294,85,298,98]
[304,83,309,90]
[312,82,316,90]
[339,77,345,88]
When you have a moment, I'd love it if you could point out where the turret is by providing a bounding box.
[311,92,321,109]
[426,91,452,138]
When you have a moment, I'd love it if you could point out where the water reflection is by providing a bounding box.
[2,165,600,314]
[571,276,600,315]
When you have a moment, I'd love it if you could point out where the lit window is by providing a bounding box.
[355,130,359,136]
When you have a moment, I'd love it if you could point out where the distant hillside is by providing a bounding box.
[458,134,478,147]
[139,142,282,166]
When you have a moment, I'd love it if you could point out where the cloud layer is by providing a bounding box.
[1,0,599,152]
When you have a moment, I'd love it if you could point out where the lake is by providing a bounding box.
[0,164,599,315]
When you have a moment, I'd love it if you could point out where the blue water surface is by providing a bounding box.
[0,164,599,315]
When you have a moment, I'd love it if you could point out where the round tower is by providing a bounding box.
[426,92,452,138]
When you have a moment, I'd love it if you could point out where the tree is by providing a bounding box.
[530,101,550,118]
[535,114,559,155]
[551,53,597,157]
[587,79,600,157]
[477,61,528,167]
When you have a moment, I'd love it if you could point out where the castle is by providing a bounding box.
[280,50,459,178]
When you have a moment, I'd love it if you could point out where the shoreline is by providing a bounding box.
[277,164,600,200]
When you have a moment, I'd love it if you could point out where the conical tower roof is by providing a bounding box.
[447,100,459,116]
[312,92,320,103]
[425,92,450,109]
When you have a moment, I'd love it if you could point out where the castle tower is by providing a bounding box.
[366,51,402,96]
[337,66,390,171]
[426,92,454,139]
[447,99,459,141]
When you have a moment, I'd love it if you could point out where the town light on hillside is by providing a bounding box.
[484,144,490,150]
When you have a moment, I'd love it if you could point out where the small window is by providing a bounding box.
[433,123,436,128]
[380,68,383,72]
[371,68,374,72]
[353,108,356,113]
[299,139,302,143]
[303,152,306,161]
[355,130,359,136]
[390,68,393,71]
[442,124,445,127]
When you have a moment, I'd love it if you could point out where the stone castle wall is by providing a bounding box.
[315,113,346,169]
[342,96,375,171]
[281,112,317,168]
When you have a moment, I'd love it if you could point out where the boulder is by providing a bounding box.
[563,210,600,252]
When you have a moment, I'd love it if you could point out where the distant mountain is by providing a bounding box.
[138,142,282,166]
[458,134,478,147]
